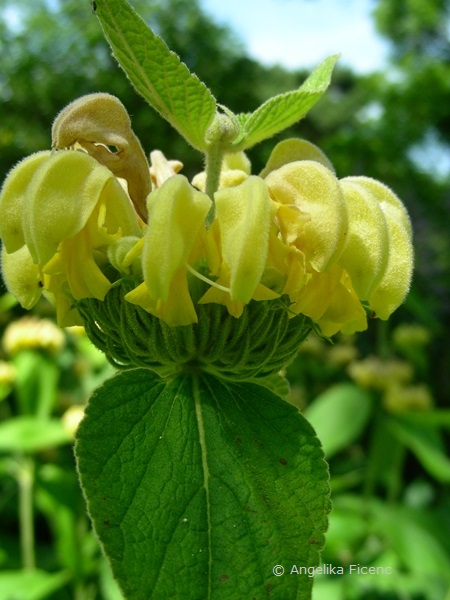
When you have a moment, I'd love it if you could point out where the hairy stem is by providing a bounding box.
[204,144,224,227]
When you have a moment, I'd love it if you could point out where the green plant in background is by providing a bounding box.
[0,0,415,598]
[0,303,117,599]
[284,321,450,600]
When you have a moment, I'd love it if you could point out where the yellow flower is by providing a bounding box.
[125,175,212,326]
[259,141,414,335]
[266,159,348,272]
[3,316,65,355]
[0,88,413,339]
[192,151,251,191]
[383,383,433,413]
[0,150,142,325]
[340,177,413,320]
[52,93,151,220]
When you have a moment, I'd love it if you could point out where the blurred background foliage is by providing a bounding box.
[0,0,449,598]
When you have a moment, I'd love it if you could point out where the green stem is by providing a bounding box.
[204,144,224,227]
[377,319,390,360]
[363,412,382,503]
[386,441,407,504]
[18,455,36,569]
[363,408,405,504]
[74,582,86,600]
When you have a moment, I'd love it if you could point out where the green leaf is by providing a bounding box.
[0,569,70,600]
[0,416,71,453]
[304,383,372,458]
[396,409,450,428]
[76,369,330,600]
[13,351,59,418]
[389,416,450,482]
[94,0,217,151]
[373,504,450,584]
[236,55,339,151]
[249,373,290,400]
[35,464,86,575]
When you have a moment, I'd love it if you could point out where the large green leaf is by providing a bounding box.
[0,417,71,453]
[304,384,373,458]
[94,0,217,151]
[0,570,70,600]
[389,416,450,482]
[76,369,330,599]
[236,55,339,151]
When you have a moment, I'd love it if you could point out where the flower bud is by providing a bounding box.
[52,93,151,220]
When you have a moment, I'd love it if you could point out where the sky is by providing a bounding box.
[199,0,390,73]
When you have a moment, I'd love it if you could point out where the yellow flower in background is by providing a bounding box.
[3,316,65,356]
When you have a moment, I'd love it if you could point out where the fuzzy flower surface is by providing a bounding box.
[0,94,414,336]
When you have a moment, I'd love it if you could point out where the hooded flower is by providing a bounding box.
[261,139,414,335]
[0,94,413,339]
[0,149,142,325]
[125,174,212,326]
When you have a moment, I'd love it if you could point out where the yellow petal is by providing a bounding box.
[0,151,51,253]
[260,138,334,179]
[1,245,43,309]
[143,175,212,303]
[266,160,348,272]
[276,204,310,246]
[86,179,142,249]
[368,214,414,319]
[42,273,83,327]
[344,178,413,319]
[339,179,390,299]
[345,177,412,237]
[197,266,244,317]
[150,150,183,188]
[317,271,367,336]
[291,266,367,335]
[125,272,198,326]
[192,151,250,192]
[223,152,251,174]
[58,235,112,301]
[265,231,307,296]
[22,151,120,265]
[290,268,340,322]
[214,175,272,303]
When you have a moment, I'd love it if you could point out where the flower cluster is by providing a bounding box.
[0,94,413,339]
